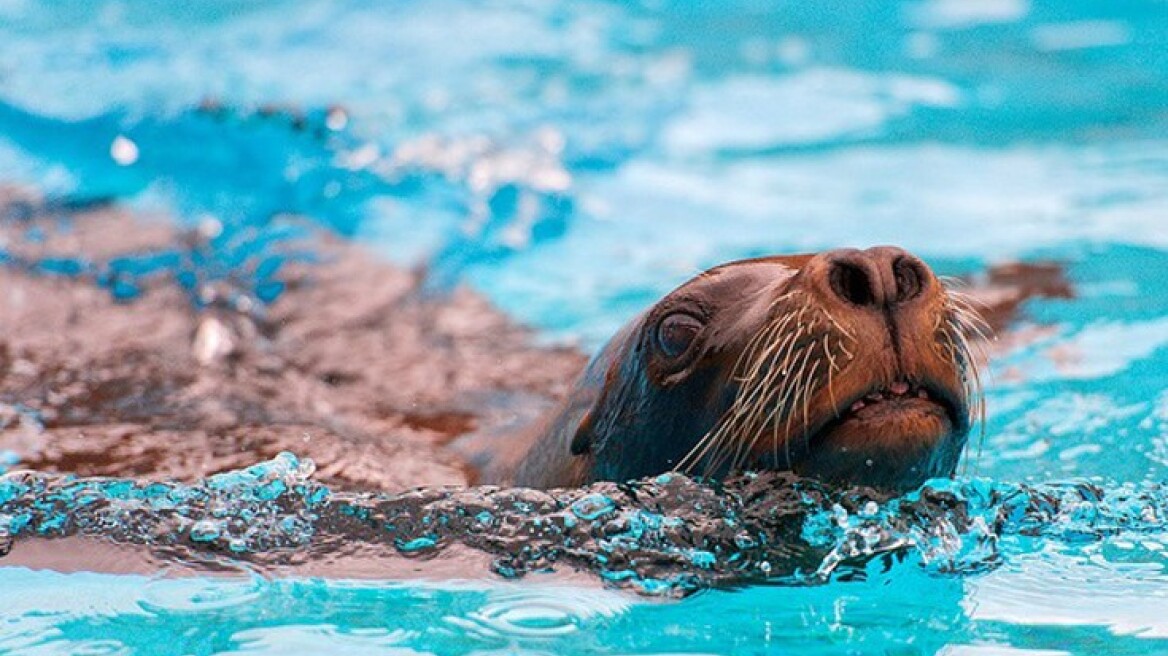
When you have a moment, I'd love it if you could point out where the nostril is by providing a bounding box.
[893,257,927,302]
[829,261,875,307]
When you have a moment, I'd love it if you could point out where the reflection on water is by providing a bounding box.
[3,550,1167,655]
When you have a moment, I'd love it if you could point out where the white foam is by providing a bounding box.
[909,0,1030,30]
[662,68,962,154]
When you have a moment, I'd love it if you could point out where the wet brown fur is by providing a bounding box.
[497,250,986,490]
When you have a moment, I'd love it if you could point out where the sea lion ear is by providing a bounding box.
[569,409,595,455]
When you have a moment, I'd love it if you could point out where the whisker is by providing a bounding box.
[780,346,817,466]
[938,275,970,291]
[682,292,849,479]
[823,338,840,420]
[821,309,857,343]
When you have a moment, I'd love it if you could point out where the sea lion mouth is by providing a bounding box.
[814,379,962,440]
[717,374,967,485]
[789,378,966,489]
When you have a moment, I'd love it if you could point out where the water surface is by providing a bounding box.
[2,0,1167,654]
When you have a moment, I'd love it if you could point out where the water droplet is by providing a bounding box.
[325,106,349,131]
[570,494,615,520]
[189,519,221,542]
[109,135,139,166]
[395,536,437,553]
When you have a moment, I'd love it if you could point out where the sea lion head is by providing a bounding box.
[542,246,985,491]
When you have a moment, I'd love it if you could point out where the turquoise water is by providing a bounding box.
[2,0,1168,654]
[4,455,1168,654]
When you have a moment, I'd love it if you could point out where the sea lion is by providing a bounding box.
[490,247,985,491]
[8,190,1070,494]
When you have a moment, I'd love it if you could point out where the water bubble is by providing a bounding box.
[109,135,138,166]
[570,494,615,521]
[688,550,716,568]
[189,520,221,542]
[325,106,349,131]
[395,536,438,553]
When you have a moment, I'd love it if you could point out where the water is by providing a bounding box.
[2,0,1168,654]
[4,455,1168,654]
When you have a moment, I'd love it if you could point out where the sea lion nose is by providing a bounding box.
[821,247,930,309]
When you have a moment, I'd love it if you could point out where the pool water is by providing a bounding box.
[2,0,1168,654]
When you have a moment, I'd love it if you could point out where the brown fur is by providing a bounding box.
[495,249,984,490]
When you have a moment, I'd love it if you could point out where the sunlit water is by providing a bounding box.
[2,0,1168,654]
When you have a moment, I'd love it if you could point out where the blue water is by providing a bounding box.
[2,0,1168,654]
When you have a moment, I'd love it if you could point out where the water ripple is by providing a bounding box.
[446,587,629,640]
[139,575,267,614]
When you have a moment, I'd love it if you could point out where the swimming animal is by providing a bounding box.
[490,247,986,491]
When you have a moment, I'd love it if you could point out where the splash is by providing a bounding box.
[2,454,1166,595]
[0,100,577,305]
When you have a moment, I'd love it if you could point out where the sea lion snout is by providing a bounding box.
[740,247,975,489]
[804,246,934,313]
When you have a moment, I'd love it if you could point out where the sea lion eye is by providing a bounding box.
[656,312,703,359]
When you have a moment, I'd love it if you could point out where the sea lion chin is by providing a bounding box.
[495,246,985,492]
